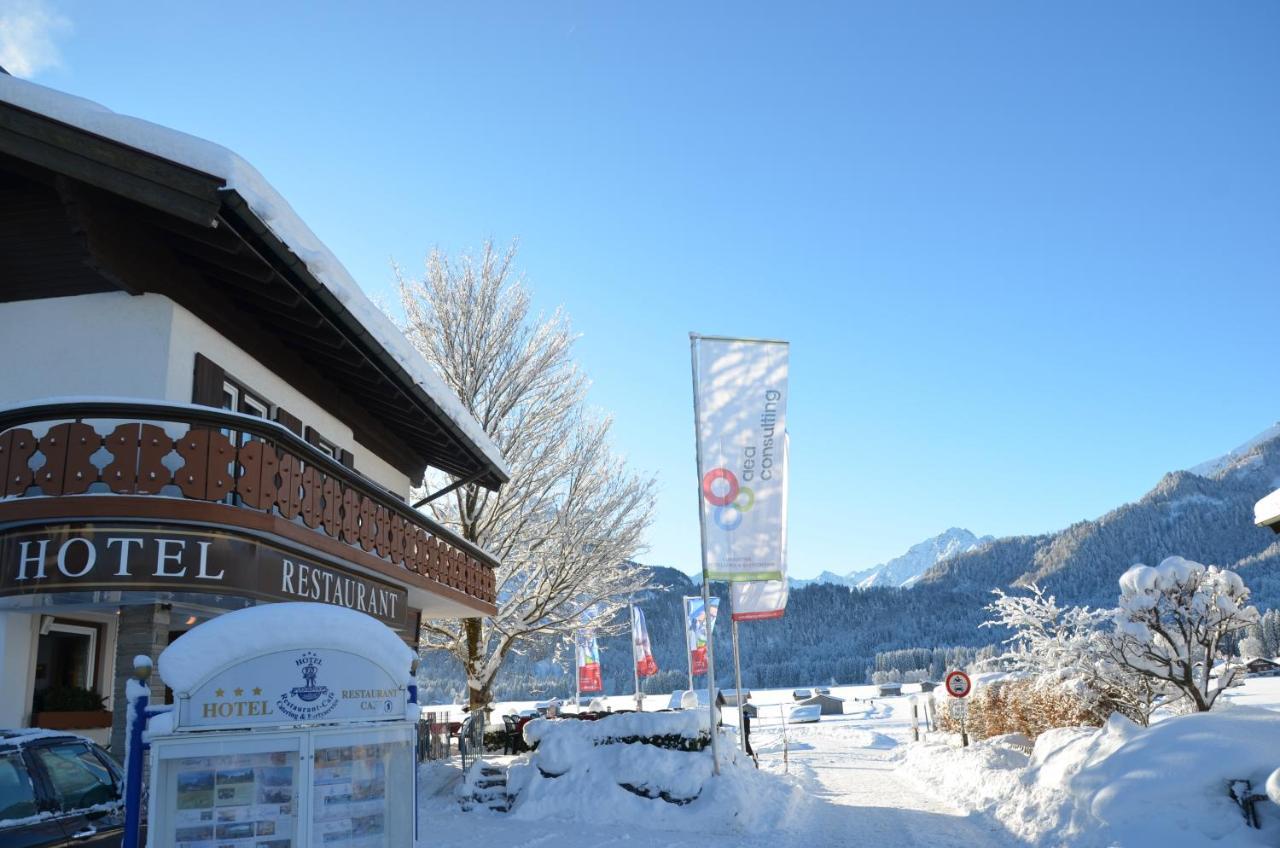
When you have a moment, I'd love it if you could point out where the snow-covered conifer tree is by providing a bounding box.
[1237,635,1265,660]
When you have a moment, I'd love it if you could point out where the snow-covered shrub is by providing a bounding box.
[983,585,1169,726]
[934,677,1106,742]
[504,712,809,832]
[1113,556,1259,712]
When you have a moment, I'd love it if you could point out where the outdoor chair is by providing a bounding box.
[502,715,519,755]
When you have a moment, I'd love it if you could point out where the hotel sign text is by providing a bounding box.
[0,525,408,629]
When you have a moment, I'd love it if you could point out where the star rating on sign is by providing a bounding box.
[214,688,225,698]
[234,688,244,697]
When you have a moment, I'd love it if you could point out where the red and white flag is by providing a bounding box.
[631,606,659,677]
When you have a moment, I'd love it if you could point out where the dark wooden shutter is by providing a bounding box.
[338,449,354,469]
[192,354,225,407]
[303,426,322,447]
[274,407,303,436]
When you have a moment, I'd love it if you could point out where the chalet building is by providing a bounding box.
[1244,658,1280,678]
[0,72,509,755]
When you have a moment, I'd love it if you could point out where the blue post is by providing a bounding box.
[122,686,147,848]
[408,661,420,847]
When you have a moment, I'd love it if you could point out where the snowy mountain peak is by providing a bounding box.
[796,528,993,590]
[1189,422,1280,479]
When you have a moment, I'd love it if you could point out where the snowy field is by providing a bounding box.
[416,676,1280,846]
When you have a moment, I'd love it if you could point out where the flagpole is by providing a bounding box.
[573,634,580,715]
[630,603,643,712]
[684,598,694,693]
[731,610,747,754]
[689,333,721,776]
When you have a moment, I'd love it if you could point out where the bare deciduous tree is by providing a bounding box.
[396,240,656,709]
[1112,556,1258,712]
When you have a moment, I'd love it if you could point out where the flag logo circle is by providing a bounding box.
[701,468,739,506]
[703,468,756,531]
[714,504,744,531]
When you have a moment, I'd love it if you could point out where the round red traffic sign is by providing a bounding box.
[944,670,971,698]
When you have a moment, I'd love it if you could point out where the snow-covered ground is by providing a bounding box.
[896,676,1280,847]
[422,683,1016,846]
[419,676,1280,846]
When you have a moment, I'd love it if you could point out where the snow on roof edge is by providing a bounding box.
[0,74,508,481]
[1255,488,1280,528]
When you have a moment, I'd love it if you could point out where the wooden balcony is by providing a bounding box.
[0,400,497,613]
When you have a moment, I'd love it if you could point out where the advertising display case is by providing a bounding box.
[138,603,420,848]
[150,723,415,848]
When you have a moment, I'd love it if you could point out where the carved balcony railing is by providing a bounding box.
[0,400,496,605]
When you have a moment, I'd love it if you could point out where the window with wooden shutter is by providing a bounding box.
[192,353,225,407]
[274,407,303,436]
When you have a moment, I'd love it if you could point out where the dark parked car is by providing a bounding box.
[0,730,125,847]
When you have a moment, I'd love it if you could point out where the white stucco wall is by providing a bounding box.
[0,292,411,495]
[0,292,173,405]
[0,613,37,728]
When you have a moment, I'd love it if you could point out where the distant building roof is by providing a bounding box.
[1256,489,1280,532]
[798,693,845,714]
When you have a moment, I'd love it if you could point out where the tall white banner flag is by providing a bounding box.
[730,579,789,621]
[692,335,789,582]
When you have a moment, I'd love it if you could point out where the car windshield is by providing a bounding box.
[29,743,118,812]
[0,751,39,823]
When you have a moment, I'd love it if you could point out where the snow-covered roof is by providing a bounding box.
[158,602,414,695]
[1255,488,1280,530]
[0,74,508,483]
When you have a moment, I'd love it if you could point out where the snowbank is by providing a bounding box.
[158,602,414,694]
[902,707,1280,846]
[523,709,708,750]
[505,713,811,833]
[0,74,506,478]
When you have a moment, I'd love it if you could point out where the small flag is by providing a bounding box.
[684,595,720,677]
[575,630,602,693]
[632,606,659,677]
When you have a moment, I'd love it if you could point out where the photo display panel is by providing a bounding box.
[311,738,412,847]
[169,748,300,848]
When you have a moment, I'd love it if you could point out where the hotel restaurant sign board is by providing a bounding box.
[0,525,408,629]
[178,648,407,731]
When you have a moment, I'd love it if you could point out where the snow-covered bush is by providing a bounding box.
[983,585,1169,726]
[1113,556,1259,712]
[503,712,809,832]
[523,710,711,757]
[934,677,1106,742]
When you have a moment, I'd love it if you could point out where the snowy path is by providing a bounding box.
[751,701,1020,848]
[422,693,1025,847]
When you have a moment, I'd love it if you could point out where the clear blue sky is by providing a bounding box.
[11,2,1279,578]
